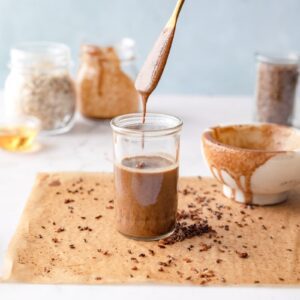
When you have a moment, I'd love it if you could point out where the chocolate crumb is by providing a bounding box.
[83,238,87,243]
[139,253,146,257]
[279,277,285,282]
[132,266,138,271]
[148,249,155,256]
[95,277,102,280]
[56,227,65,233]
[216,259,223,264]
[254,280,260,284]
[64,199,75,204]
[69,244,76,249]
[199,243,211,252]
[49,180,61,187]
[103,251,110,256]
[78,226,93,232]
[38,234,43,239]
[136,161,146,169]
[95,215,103,220]
[41,226,46,229]
[187,245,194,251]
[195,196,205,203]
[236,250,248,258]
[161,222,213,245]
[182,189,189,195]
[158,267,164,272]
[128,250,133,255]
[131,257,139,263]
[52,238,59,243]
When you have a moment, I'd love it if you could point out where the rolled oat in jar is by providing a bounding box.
[255,53,299,126]
[4,42,76,135]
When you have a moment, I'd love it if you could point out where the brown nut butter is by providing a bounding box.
[114,155,178,240]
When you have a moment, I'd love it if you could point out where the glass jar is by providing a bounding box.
[4,42,76,135]
[111,113,183,241]
[77,38,139,119]
[255,53,299,126]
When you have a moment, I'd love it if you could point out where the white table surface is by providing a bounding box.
[0,95,299,300]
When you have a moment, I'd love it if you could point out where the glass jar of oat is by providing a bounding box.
[77,38,139,119]
[4,42,76,135]
[255,53,299,126]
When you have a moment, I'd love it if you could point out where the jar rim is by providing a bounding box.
[255,52,299,65]
[10,42,72,68]
[110,113,183,136]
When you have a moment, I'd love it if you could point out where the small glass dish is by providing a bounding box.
[0,115,41,152]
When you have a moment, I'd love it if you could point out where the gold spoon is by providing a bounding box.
[135,0,185,122]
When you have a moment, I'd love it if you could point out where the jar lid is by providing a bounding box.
[81,38,136,62]
[256,52,300,65]
[10,42,72,69]
[115,38,136,61]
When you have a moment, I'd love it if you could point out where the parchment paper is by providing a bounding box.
[2,173,300,285]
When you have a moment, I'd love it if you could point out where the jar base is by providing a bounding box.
[40,117,75,136]
[117,227,175,241]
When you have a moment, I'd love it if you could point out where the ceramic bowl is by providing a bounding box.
[202,123,300,205]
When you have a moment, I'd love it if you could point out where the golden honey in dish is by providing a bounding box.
[0,126,38,151]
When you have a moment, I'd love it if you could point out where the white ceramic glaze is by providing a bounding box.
[202,124,300,205]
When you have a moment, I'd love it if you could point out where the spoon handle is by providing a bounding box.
[167,0,185,28]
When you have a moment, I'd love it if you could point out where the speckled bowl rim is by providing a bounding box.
[202,123,300,154]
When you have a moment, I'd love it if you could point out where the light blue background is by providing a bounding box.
[0,0,299,94]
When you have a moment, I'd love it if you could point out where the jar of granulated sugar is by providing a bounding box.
[4,42,76,135]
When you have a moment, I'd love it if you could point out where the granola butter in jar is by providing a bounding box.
[77,39,139,118]
[255,53,299,125]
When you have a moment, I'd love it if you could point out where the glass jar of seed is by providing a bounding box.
[4,42,76,135]
[255,53,299,126]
